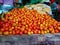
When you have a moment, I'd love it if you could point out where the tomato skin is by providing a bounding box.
[0,31,2,35]
[15,30,20,35]
[0,19,3,28]
[37,30,41,34]
[23,30,28,34]
[19,31,23,35]
[55,30,59,33]
[1,28,5,32]
[3,31,9,36]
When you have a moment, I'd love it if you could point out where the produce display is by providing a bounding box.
[24,4,52,15]
[0,8,60,36]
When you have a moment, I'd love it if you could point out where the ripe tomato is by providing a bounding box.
[0,31,2,35]
[15,30,20,34]
[55,30,59,33]
[23,30,27,34]
[3,31,9,36]
[1,28,5,32]
[0,19,3,28]
[19,31,23,35]
[37,30,41,34]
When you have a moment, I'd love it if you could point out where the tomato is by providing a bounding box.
[1,28,5,32]
[0,19,3,28]
[15,30,20,34]
[0,32,2,35]
[55,30,59,33]
[37,30,41,34]
[3,31,9,36]
[19,31,23,35]
[23,30,27,34]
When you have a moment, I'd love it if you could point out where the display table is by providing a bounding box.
[0,34,60,45]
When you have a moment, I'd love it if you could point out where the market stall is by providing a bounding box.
[0,0,60,45]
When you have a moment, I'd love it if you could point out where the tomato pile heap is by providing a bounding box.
[0,8,60,35]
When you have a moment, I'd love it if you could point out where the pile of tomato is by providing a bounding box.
[0,8,60,35]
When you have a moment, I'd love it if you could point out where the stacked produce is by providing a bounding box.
[0,8,60,35]
[24,4,52,15]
